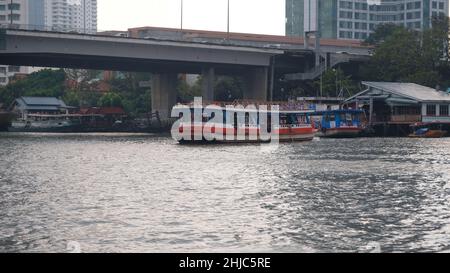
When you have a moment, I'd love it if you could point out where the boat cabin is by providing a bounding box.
[312,109,364,129]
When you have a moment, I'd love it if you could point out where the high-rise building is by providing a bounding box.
[44,0,97,34]
[0,0,97,86]
[286,0,450,40]
[0,0,29,27]
[0,0,32,86]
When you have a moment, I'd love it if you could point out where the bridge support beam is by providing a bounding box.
[151,73,178,120]
[244,67,268,101]
[202,67,215,102]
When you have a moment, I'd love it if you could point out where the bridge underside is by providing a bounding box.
[0,53,258,75]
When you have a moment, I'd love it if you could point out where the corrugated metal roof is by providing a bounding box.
[20,97,67,107]
[362,82,450,102]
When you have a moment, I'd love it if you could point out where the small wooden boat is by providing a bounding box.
[409,123,447,138]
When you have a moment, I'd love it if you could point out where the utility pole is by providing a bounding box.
[227,0,230,39]
[181,0,183,30]
[83,0,86,33]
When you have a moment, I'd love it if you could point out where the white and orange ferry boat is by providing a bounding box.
[172,102,317,144]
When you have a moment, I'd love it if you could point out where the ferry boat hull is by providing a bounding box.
[317,127,363,138]
[178,125,316,144]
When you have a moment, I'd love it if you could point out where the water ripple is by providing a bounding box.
[0,133,449,252]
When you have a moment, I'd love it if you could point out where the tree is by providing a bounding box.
[0,69,66,106]
[214,76,244,101]
[313,68,359,97]
[361,18,450,89]
[98,92,123,107]
[177,77,202,103]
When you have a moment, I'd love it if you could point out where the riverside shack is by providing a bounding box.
[344,82,450,136]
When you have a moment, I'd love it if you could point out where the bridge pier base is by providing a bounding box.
[151,73,178,120]
[244,67,268,101]
[202,67,215,102]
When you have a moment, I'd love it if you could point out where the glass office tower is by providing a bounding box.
[286,0,449,40]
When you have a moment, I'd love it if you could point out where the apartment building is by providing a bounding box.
[44,0,97,33]
[0,0,97,86]
[0,0,32,86]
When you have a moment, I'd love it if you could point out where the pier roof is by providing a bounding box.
[346,82,450,103]
[15,97,67,111]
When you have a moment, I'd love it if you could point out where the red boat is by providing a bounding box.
[172,105,317,143]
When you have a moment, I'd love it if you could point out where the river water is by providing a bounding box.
[0,133,449,253]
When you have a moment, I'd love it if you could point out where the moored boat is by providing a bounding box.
[172,103,317,144]
[409,123,447,138]
[9,114,80,132]
[312,109,365,138]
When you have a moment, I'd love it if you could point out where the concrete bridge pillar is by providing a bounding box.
[151,73,178,120]
[202,67,215,102]
[244,67,268,101]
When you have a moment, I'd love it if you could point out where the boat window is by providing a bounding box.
[325,114,335,122]
[280,115,288,125]
[296,114,308,125]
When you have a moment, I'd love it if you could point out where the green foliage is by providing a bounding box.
[62,90,81,107]
[313,68,359,97]
[0,69,66,106]
[364,23,405,46]
[214,76,244,101]
[98,92,123,107]
[362,17,450,88]
[177,76,202,103]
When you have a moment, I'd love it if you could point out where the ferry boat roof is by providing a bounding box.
[312,109,364,115]
[173,105,315,114]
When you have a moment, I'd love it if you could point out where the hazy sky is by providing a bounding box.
[97,0,286,35]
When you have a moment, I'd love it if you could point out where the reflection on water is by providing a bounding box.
[0,133,449,252]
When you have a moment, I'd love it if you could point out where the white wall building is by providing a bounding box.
[0,0,32,86]
[44,0,97,34]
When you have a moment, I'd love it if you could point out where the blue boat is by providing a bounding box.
[311,109,366,138]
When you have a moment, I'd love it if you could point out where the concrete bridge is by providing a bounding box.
[0,29,283,118]
[0,27,371,119]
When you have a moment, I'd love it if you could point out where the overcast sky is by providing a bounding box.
[97,0,286,35]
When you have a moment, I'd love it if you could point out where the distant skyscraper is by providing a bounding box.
[0,0,33,86]
[286,0,450,40]
[0,0,97,86]
[44,0,97,34]
[29,0,45,28]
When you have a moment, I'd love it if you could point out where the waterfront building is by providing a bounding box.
[12,97,69,120]
[286,0,450,40]
[345,82,450,135]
